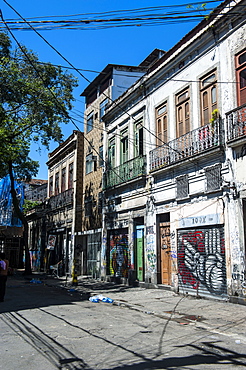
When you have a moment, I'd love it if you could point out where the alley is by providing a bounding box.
[0,274,246,370]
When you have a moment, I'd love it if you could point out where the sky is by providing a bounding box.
[0,0,223,179]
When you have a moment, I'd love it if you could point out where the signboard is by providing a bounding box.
[179,214,221,229]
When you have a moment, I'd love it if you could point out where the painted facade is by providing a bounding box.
[45,130,84,275]
[102,0,246,301]
[80,64,150,278]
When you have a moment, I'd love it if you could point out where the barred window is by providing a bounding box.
[205,164,221,192]
[176,175,189,199]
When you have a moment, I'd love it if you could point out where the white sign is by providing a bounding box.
[179,214,221,229]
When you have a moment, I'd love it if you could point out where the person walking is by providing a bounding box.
[0,252,9,302]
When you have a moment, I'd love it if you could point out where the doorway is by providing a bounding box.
[158,213,171,285]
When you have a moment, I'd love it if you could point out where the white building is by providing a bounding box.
[102,0,246,301]
[80,58,163,278]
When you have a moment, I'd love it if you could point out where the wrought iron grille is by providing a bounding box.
[205,164,221,192]
[150,120,221,171]
[226,104,246,141]
[48,188,74,210]
[176,175,189,199]
[104,155,146,188]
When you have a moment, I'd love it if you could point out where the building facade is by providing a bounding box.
[45,130,84,275]
[102,0,246,301]
[80,64,151,277]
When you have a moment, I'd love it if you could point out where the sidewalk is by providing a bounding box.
[7,271,246,344]
[56,275,246,343]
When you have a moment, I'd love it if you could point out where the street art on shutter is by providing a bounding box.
[109,234,130,278]
[177,226,226,297]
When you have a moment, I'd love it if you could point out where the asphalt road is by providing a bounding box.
[0,274,246,370]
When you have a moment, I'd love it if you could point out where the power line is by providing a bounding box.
[3,1,242,31]
[1,0,220,172]
[1,0,234,183]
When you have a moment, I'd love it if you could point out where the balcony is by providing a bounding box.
[48,188,74,210]
[150,120,222,172]
[104,155,146,189]
[226,104,246,143]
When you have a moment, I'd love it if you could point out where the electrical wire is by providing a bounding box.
[1,0,236,187]
[2,1,243,31]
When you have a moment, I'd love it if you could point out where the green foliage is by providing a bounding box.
[209,109,219,126]
[186,3,207,14]
[23,199,41,214]
[0,31,78,180]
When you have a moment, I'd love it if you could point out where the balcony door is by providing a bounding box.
[176,88,190,138]
[156,102,168,146]
[236,49,246,106]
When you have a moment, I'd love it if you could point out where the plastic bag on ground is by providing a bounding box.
[89,294,114,303]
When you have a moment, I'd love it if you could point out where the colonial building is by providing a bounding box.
[80,63,157,277]
[45,130,84,275]
[25,179,48,203]
[102,0,246,301]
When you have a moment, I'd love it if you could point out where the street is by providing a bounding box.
[0,274,246,370]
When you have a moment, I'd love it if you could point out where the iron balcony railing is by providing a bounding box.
[48,188,74,210]
[104,155,146,188]
[226,103,246,142]
[150,120,222,172]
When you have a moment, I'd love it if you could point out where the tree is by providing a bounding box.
[0,32,78,274]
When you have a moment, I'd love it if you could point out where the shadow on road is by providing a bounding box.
[0,273,90,314]
[110,342,246,369]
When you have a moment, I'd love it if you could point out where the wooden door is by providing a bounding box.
[160,222,171,285]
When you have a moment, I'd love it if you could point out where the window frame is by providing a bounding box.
[100,99,108,121]
[235,48,246,106]
[99,145,104,167]
[86,153,94,174]
[120,128,128,164]
[68,163,74,189]
[55,172,59,196]
[176,88,190,137]
[108,138,115,169]
[134,120,144,157]
[49,176,53,197]
[200,70,217,126]
[156,102,168,146]
[61,167,66,193]
[86,111,94,133]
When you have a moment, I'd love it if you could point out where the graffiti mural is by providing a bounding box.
[109,234,130,278]
[178,226,226,296]
[146,231,156,274]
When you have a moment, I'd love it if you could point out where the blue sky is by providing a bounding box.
[1,0,222,179]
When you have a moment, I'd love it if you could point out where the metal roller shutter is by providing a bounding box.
[177,225,227,299]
